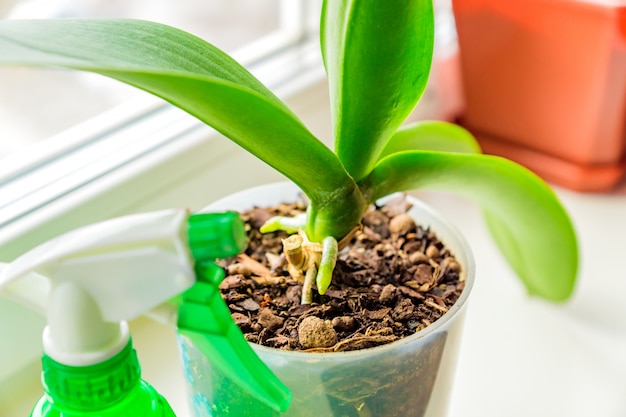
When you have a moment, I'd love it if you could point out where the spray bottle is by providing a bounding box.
[0,209,291,416]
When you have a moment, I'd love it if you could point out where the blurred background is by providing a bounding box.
[0,0,281,158]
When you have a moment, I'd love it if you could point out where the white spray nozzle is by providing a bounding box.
[0,209,196,365]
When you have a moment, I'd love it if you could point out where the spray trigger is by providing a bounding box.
[179,213,291,412]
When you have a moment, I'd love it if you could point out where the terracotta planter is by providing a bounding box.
[452,0,626,192]
[177,182,475,417]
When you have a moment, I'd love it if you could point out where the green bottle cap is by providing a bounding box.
[36,339,174,416]
[187,211,247,261]
[41,340,140,411]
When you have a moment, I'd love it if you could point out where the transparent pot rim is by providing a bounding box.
[204,181,476,360]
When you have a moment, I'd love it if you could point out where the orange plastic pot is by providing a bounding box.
[452,0,626,192]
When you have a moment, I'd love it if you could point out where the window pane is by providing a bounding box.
[0,0,282,158]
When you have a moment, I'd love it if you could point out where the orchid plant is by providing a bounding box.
[0,0,578,304]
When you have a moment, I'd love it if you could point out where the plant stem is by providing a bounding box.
[305,182,368,242]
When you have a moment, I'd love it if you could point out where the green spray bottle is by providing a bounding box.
[0,209,291,416]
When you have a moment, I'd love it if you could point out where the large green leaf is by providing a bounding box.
[0,19,283,108]
[360,151,578,301]
[0,18,354,204]
[377,121,482,162]
[321,0,434,181]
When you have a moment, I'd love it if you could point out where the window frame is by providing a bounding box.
[0,0,324,259]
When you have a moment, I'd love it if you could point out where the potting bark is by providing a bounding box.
[218,194,465,352]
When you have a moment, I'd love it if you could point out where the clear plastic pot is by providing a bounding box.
[178,182,475,417]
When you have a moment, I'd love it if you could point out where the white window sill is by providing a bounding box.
[3,179,626,417]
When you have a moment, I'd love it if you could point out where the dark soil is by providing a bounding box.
[217,194,465,352]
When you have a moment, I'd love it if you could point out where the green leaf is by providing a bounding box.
[0,18,354,205]
[377,121,482,162]
[360,151,578,301]
[321,0,435,181]
[0,19,283,108]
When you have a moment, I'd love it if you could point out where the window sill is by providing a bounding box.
[4,183,626,417]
